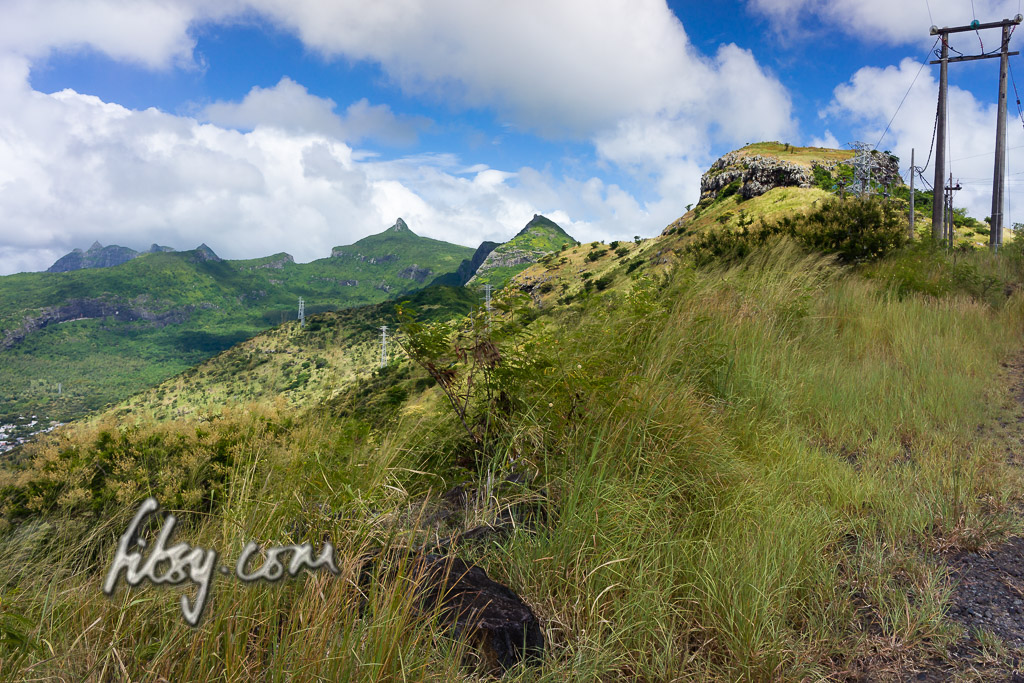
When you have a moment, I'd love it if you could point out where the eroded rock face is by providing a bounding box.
[699,150,902,203]
[2,298,193,349]
[700,152,814,201]
[47,243,141,273]
[398,264,433,283]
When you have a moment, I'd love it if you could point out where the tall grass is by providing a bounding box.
[1,240,1022,680]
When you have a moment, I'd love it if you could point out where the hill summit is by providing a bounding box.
[469,214,577,288]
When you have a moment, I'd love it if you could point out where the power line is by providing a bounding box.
[873,37,939,151]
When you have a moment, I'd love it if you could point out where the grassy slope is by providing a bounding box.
[0,233,473,422]
[110,285,479,422]
[733,141,857,167]
[1,214,1024,679]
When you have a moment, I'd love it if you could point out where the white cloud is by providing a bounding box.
[749,0,1023,45]
[0,1,803,272]
[822,57,1024,223]
[203,78,428,146]
[0,65,669,274]
[809,130,841,148]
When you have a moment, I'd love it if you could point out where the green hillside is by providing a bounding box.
[0,221,473,423]
[468,214,577,288]
[6,147,1024,680]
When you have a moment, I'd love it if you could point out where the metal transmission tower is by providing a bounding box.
[483,284,493,312]
[379,325,389,368]
[842,142,882,197]
[298,297,305,327]
[930,15,1023,247]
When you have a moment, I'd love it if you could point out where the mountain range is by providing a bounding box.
[0,215,575,423]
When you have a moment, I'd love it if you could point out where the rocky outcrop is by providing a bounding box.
[469,215,576,287]
[700,150,902,203]
[255,254,293,270]
[2,298,194,349]
[397,264,433,283]
[48,242,140,273]
[430,241,500,287]
[701,153,814,201]
[191,244,222,263]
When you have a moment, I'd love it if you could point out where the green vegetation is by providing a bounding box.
[469,215,577,288]
[3,150,1024,679]
[1,225,1022,678]
[0,226,474,424]
[735,141,857,168]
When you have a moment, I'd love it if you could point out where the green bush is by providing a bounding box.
[686,196,907,266]
[796,195,906,262]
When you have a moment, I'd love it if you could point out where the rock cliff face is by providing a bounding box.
[398,264,434,283]
[700,149,901,203]
[48,242,139,273]
[430,241,500,287]
[2,297,195,349]
[47,242,177,273]
[468,215,576,288]
[701,153,813,201]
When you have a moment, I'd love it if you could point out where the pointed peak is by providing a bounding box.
[514,214,574,240]
[192,243,222,262]
[387,217,412,233]
[88,241,103,251]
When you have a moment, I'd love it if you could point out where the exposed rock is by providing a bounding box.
[430,242,500,287]
[700,152,814,201]
[148,244,175,253]
[375,282,392,293]
[254,254,293,270]
[2,298,194,349]
[398,264,434,283]
[364,552,544,671]
[191,244,222,263]
[468,215,576,287]
[700,149,902,203]
[47,242,140,273]
[387,217,411,233]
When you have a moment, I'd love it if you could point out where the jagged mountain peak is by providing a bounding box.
[387,217,413,234]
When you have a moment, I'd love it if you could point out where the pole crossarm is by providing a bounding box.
[931,16,1022,35]
[931,51,1019,64]
[929,14,1020,248]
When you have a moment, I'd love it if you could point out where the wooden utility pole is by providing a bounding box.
[932,35,948,241]
[909,148,915,239]
[930,15,1022,246]
[992,23,1012,251]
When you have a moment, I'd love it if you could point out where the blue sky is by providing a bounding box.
[3,0,1024,274]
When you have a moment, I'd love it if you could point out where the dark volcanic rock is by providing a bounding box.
[367,553,544,671]
[398,263,434,283]
[431,241,500,287]
[47,242,140,272]
[2,298,193,349]
[191,243,222,262]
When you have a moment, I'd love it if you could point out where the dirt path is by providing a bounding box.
[902,355,1024,682]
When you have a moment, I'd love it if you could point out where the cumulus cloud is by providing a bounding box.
[203,78,429,145]
[0,1,801,273]
[749,0,1023,45]
[822,57,1024,223]
[0,63,667,274]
